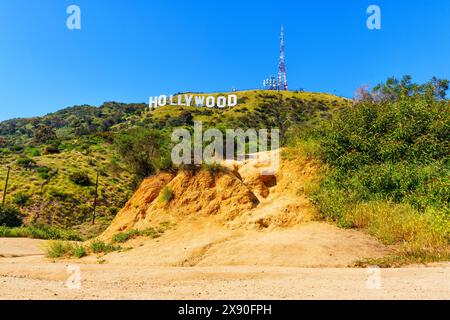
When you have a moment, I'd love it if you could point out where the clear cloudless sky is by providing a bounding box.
[0,0,449,120]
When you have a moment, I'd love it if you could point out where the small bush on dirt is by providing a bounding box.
[201,163,228,174]
[158,186,174,203]
[112,229,140,243]
[72,244,87,258]
[46,241,86,259]
[89,240,119,254]
[112,227,164,243]
[141,227,163,239]
[46,241,66,258]
[0,206,22,227]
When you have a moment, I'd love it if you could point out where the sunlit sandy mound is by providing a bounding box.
[102,150,317,240]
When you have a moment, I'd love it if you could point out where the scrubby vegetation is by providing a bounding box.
[158,186,174,203]
[69,171,92,186]
[89,240,120,254]
[112,226,164,243]
[46,241,87,258]
[114,127,173,184]
[46,239,121,259]
[45,221,174,259]
[288,76,449,265]
[0,224,82,241]
[6,83,446,266]
[0,205,23,227]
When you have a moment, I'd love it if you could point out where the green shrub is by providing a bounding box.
[109,207,119,216]
[295,77,450,265]
[112,229,140,243]
[0,206,22,227]
[141,227,163,239]
[36,166,50,180]
[12,193,30,206]
[320,97,448,170]
[44,144,60,155]
[46,241,86,259]
[69,171,92,186]
[158,186,174,203]
[48,188,73,201]
[71,244,87,258]
[0,224,82,241]
[201,163,228,174]
[9,145,23,152]
[89,240,119,254]
[26,147,41,157]
[46,241,65,258]
[16,157,36,169]
[111,227,163,243]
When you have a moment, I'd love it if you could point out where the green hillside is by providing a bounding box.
[0,90,350,231]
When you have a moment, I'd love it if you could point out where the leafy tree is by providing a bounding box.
[0,136,6,148]
[114,127,172,182]
[372,76,449,101]
[33,125,57,144]
[179,111,194,126]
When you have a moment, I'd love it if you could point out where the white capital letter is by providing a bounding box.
[228,94,238,107]
[149,96,158,110]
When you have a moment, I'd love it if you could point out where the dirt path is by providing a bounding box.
[0,237,448,300]
[0,259,449,300]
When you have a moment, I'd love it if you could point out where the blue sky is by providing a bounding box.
[0,0,449,120]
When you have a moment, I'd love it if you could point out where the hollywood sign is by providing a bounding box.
[149,94,238,109]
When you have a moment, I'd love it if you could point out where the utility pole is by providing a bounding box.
[92,171,99,225]
[2,166,11,206]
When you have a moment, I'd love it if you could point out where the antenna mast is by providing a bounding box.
[278,26,288,91]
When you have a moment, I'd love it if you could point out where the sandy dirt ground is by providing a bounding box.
[0,236,449,300]
[1,154,448,300]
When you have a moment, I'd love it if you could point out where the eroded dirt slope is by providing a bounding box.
[100,151,390,267]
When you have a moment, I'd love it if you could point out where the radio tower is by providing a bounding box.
[278,26,288,91]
